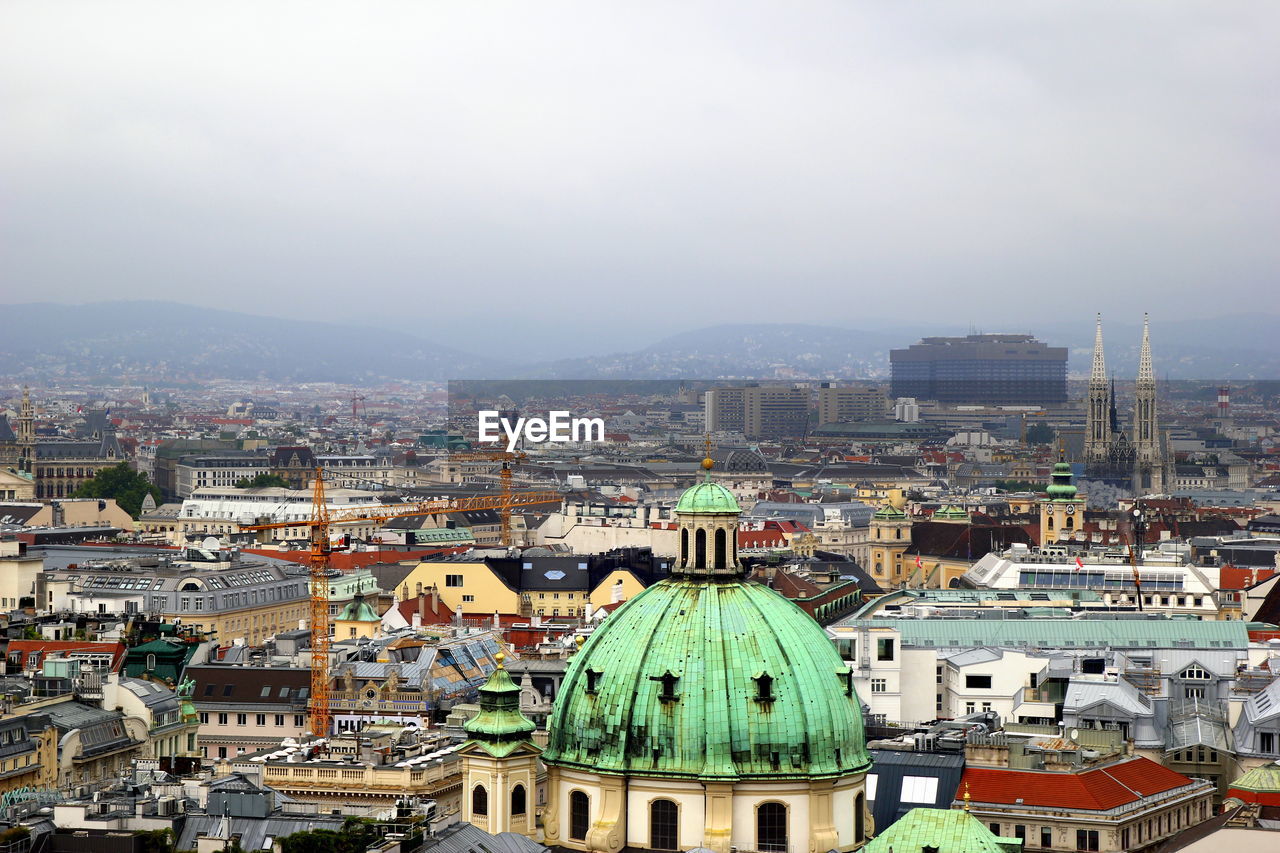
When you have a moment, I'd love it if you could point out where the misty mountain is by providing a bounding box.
[3,302,1278,383]
[0,301,508,383]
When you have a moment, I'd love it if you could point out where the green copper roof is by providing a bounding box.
[1228,763,1280,794]
[337,596,379,622]
[1046,457,1078,501]
[864,808,1022,853]
[873,503,906,519]
[934,505,969,521]
[674,478,741,514]
[544,578,871,780]
[675,462,741,515]
[462,661,537,758]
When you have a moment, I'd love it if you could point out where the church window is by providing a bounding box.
[472,784,488,816]
[695,528,706,569]
[753,672,775,702]
[651,671,680,702]
[1066,516,1074,529]
[680,528,688,565]
[756,802,788,853]
[1047,516,1054,530]
[650,799,678,851]
[894,528,901,540]
[511,784,526,816]
[569,791,589,841]
[855,793,865,841]
[714,528,727,570]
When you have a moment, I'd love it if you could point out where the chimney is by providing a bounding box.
[429,586,439,614]
[418,592,427,619]
[412,612,422,629]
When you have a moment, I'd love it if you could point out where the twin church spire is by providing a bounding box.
[1084,314,1166,492]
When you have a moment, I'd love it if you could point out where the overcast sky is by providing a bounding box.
[2,1,1276,352]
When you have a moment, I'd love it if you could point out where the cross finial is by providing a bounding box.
[963,781,971,811]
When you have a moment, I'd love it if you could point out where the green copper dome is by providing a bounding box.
[1046,458,1078,501]
[674,479,741,515]
[463,658,538,758]
[873,503,906,519]
[337,595,379,622]
[934,505,968,521]
[543,578,871,780]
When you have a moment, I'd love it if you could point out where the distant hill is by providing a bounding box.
[0,301,507,382]
[3,302,1277,382]
[520,323,902,380]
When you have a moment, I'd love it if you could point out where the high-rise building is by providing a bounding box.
[817,384,888,425]
[890,334,1067,405]
[705,385,809,439]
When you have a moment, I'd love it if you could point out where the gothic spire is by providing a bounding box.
[1137,313,1154,386]
[1090,313,1107,387]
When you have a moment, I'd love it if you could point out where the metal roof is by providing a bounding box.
[837,617,1249,650]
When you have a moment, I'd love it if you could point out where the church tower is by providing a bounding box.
[1132,315,1164,492]
[1040,450,1085,545]
[458,652,541,837]
[17,386,34,473]
[1084,315,1112,463]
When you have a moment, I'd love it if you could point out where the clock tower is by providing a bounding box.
[1040,451,1084,545]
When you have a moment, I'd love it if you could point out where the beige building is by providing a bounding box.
[818,385,889,425]
[0,468,35,501]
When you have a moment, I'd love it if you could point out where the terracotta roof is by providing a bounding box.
[7,640,127,670]
[961,757,1194,812]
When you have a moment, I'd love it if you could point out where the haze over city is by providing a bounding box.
[3,2,1278,358]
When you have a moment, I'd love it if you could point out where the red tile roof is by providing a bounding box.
[7,640,127,671]
[961,758,1193,812]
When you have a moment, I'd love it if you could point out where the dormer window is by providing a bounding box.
[585,668,602,695]
[651,671,680,702]
[753,672,775,703]
[839,669,855,697]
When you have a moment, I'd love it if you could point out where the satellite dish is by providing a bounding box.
[1070,729,1080,740]
[201,537,220,550]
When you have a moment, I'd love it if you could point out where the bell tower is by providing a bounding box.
[1040,449,1085,545]
[458,652,541,837]
[17,386,34,473]
[672,457,743,579]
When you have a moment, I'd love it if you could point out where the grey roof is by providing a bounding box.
[421,822,549,853]
[1064,679,1154,718]
[1240,678,1280,725]
[866,749,965,834]
[175,814,346,852]
[837,616,1249,650]
[1167,713,1231,752]
[120,677,181,713]
[0,416,15,442]
[42,701,124,731]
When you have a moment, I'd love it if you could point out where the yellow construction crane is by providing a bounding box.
[241,467,560,737]
[447,451,529,546]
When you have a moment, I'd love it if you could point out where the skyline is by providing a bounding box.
[3,2,1277,349]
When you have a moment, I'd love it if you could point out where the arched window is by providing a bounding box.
[472,784,488,816]
[1066,515,1075,530]
[894,528,901,540]
[757,802,787,853]
[714,528,726,570]
[855,792,865,841]
[694,528,706,569]
[650,799,678,851]
[680,528,688,566]
[511,784,526,816]
[146,654,157,671]
[570,790,590,841]
[1047,516,1054,530]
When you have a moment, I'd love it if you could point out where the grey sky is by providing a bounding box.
[3,1,1276,349]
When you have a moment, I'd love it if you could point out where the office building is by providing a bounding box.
[890,334,1067,405]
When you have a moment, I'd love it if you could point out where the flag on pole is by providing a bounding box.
[915,555,923,569]
[1075,556,1084,571]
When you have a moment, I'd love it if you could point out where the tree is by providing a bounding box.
[72,462,161,518]
[1025,421,1056,445]
[234,472,290,489]
[279,820,378,853]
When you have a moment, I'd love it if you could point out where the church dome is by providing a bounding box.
[1046,458,1078,501]
[543,578,870,780]
[674,479,741,515]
